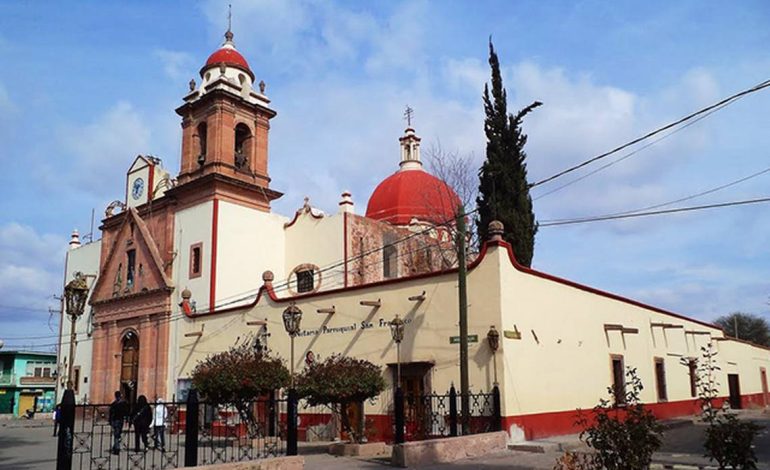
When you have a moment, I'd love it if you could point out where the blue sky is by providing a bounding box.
[2,0,770,350]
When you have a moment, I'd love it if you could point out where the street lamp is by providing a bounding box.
[389,315,405,388]
[486,326,500,385]
[389,314,406,444]
[282,303,303,386]
[281,303,302,456]
[63,272,90,390]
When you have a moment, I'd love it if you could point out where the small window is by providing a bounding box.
[383,245,397,278]
[655,358,667,401]
[296,270,314,293]
[197,122,208,161]
[43,368,51,378]
[189,243,203,278]
[234,123,251,170]
[611,355,626,405]
[126,249,136,287]
[688,359,698,397]
[73,367,80,394]
[34,367,42,377]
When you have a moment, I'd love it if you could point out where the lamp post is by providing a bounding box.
[281,303,302,456]
[281,303,303,386]
[486,326,500,385]
[389,314,406,444]
[63,272,90,390]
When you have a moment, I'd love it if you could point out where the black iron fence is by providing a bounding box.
[394,385,501,443]
[56,389,297,470]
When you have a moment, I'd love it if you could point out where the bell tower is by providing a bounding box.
[174,28,281,209]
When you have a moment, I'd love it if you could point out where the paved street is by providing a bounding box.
[2,412,769,469]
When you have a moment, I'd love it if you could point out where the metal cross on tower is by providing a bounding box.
[404,105,414,127]
[227,4,232,32]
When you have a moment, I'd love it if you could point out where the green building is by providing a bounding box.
[0,351,57,416]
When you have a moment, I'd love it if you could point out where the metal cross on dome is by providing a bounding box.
[404,105,414,127]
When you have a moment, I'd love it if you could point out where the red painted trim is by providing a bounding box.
[343,211,348,288]
[501,397,736,440]
[147,163,155,203]
[489,239,722,332]
[283,207,324,229]
[209,199,219,312]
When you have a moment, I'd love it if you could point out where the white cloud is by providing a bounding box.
[154,49,195,80]
[0,222,65,312]
[56,101,152,197]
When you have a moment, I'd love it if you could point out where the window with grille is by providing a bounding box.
[189,243,203,278]
[611,355,626,405]
[296,270,314,293]
[655,358,668,401]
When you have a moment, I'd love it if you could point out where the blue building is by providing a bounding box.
[0,351,57,416]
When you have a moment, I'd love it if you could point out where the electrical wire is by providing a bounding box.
[530,78,770,189]
[539,195,770,227]
[540,164,770,224]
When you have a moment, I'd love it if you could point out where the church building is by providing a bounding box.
[59,28,770,442]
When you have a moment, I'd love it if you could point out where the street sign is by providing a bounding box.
[449,334,478,344]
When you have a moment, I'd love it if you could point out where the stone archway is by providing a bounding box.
[120,331,139,406]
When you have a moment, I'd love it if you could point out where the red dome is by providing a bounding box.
[205,47,250,70]
[366,170,461,225]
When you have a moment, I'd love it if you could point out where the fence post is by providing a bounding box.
[55,389,75,470]
[394,386,405,444]
[492,385,502,432]
[287,388,298,455]
[184,389,199,467]
[268,390,276,437]
[448,384,458,437]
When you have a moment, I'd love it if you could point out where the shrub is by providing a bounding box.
[686,344,763,469]
[570,368,662,470]
[191,344,289,437]
[296,354,385,443]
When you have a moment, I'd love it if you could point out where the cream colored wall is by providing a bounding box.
[717,339,770,400]
[283,213,345,293]
[216,202,287,308]
[174,258,501,416]
[58,239,102,403]
[496,244,770,417]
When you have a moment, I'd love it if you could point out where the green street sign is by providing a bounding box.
[449,334,478,344]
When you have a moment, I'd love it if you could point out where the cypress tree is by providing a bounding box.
[477,40,540,266]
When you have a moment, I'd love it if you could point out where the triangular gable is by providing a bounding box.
[128,155,151,173]
[91,208,173,304]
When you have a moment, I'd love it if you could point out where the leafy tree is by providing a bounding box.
[565,368,662,470]
[684,344,763,469]
[477,39,541,266]
[191,344,289,437]
[296,354,385,443]
[714,312,770,346]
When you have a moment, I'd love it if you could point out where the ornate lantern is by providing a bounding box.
[64,272,90,319]
[389,315,405,344]
[486,325,500,352]
[282,303,303,337]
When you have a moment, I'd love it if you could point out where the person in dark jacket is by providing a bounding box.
[132,395,152,452]
[108,391,130,455]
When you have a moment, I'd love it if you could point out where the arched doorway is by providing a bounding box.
[120,331,139,406]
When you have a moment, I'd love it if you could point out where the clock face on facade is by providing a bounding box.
[131,177,145,200]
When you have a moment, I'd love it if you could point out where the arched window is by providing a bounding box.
[234,123,251,170]
[120,331,139,406]
[197,122,208,165]
[383,233,398,279]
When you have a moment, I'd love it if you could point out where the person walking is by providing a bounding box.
[52,404,60,437]
[108,391,129,455]
[152,398,168,451]
[132,395,152,452]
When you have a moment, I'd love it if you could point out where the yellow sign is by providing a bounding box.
[0,390,6,394]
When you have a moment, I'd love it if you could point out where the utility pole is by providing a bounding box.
[456,205,470,434]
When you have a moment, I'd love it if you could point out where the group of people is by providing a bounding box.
[108,391,168,455]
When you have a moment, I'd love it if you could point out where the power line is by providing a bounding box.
[530,78,770,189]
[540,196,770,227]
[532,101,734,201]
[540,164,770,224]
